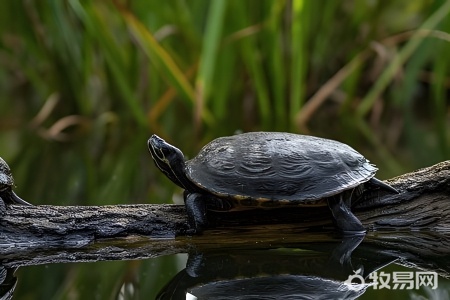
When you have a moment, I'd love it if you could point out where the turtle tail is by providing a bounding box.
[369,177,399,194]
[352,178,399,208]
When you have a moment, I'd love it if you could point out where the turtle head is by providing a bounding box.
[148,135,190,190]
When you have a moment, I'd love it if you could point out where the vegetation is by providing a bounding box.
[0,1,449,298]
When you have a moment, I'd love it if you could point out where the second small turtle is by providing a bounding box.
[0,157,33,215]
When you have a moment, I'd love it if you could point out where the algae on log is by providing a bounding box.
[0,161,449,247]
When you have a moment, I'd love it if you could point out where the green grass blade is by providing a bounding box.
[231,2,271,129]
[195,0,227,125]
[70,1,148,126]
[290,0,307,123]
[118,7,199,113]
[357,0,450,117]
[431,55,449,159]
[267,1,287,130]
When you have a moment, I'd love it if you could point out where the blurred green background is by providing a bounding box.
[0,0,449,298]
[1,0,450,207]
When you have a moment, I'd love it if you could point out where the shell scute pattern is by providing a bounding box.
[186,132,377,203]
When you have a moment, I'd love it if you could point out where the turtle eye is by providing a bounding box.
[148,136,184,169]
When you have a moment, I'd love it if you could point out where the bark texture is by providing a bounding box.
[0,161,448,269]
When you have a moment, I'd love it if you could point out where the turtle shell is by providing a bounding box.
[0,157,13,191]
[185,132,377,202]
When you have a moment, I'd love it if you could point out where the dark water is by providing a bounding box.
[3,230,450,300]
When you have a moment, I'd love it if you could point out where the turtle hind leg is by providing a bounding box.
[184,192,208,235]
[327,194,366,235]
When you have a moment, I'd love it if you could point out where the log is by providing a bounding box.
[1,161,449,241]
[0,161,448,267]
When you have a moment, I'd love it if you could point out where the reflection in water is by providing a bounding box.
[2,229,450,298]
[157,235,394,299]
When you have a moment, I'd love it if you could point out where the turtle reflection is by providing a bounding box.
[157,235,395,299]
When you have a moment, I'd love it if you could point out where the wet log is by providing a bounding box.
[0,160,448,248]
[356,160,450,231]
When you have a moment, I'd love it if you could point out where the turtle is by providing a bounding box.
[0,157,33,215]
[148,132,397,234]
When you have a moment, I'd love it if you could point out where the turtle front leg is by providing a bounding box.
[327,194,366,235]
[184,192,208,235]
